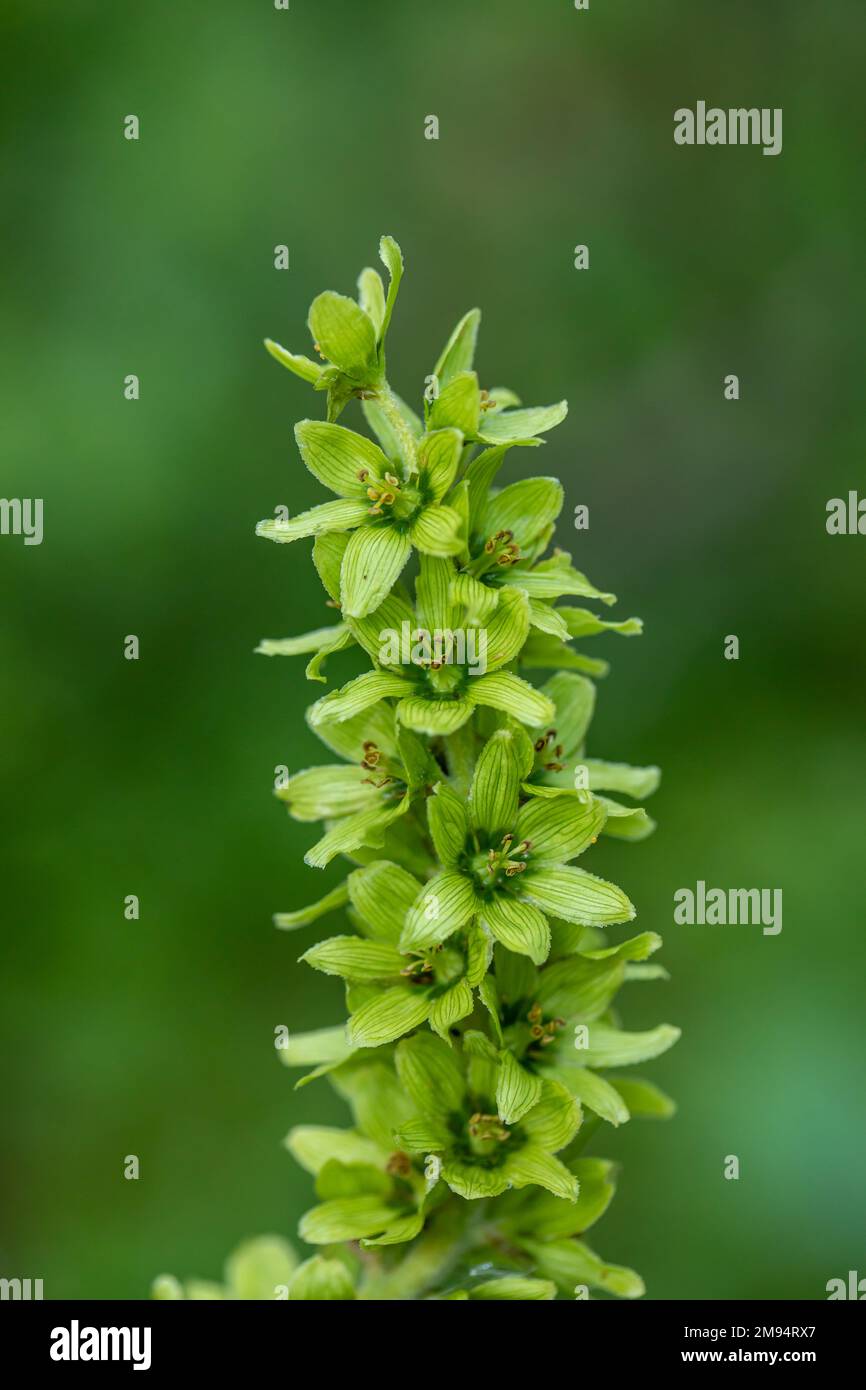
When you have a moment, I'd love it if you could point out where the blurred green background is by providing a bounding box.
[2,0,864,1300]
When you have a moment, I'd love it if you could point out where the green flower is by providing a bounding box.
[480,928,680,1130]
[289,858,490,1047]
[264,234,403,423]
[399,726,635,966]
[522,671,662,841]
[276,701,432,869]
[256,422,466,619]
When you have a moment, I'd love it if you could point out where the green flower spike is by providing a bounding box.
[156,237,679,1301]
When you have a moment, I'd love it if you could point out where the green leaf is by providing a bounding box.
[273,881,349,932]
[520,866,635,926]
[264,337,323,385]
[301,936,405,980]
[340,525,413,619]
[502,1144,578,1201]
[515,794,606,865]
[346,986,432,1048]
[418,428,463,501]
[225,1236,298,1300]
[298,1196,402,1244]
[410,504,465,557]
[471,671,555,728]
[519,1079,582,1151]
[288,1255,356,1301]
[400,870,478,950]
[476,400,568,444]
[429,370,481,435]
[395,1031,466,1114]
[347,860,422,941]
[256,498,369,544]
[610,1076,677,1119]
[480,896,551,965]
[308,291,378,379]
[433,308,481,387]
[308,670,414,726]
[496,1049,543,1125]
[427,781,469,866]
[469,728,521,837]
[295,419,387,496]
[378,234,403,342]
[429,978,475,1041]
[357,267,386,337]
[285,1126,385,1175]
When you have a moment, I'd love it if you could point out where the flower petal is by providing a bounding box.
[400,870,478,950]
[277,764,377,821]
[347,860,423,941]
[515,794,606,865]
[468,727,522,838]
[295,419,387,496]
[427,781,469,866]
[301,936,406,980]
[429,369,481,435]
[395,1032,466,1114]
[341,525,413,619]
[519,866,635,926]
[476,400,568,444]
[470,671,555,728]
[410,504,465,557]
[345,986,432,1049]
[496,1050,543,1125]
[479,895,550,965]
[308,671,414,726]
[307,291,378,378]
[256,498,369,544]
[418,428,463,501]
[502,1145,578,1202]
[396,694,474,736]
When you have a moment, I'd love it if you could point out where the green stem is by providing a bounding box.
[376,382,418,477]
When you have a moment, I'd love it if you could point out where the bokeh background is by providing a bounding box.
[2,0,864,1299]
